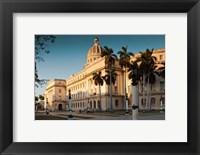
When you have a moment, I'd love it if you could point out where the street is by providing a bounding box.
[35,111,165,120]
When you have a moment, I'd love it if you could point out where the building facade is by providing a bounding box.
[65,37,124,111]
[127,49,165,111]
[44,79,66,111]
[44,38,165,112]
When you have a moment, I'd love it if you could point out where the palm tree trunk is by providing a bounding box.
[124,67,129,114]
[109,68,113,112]
[149,84,152,111]
[142,74,145,112]
[132,84,139,120]
[99,84,101,111]
[147,74,150,111]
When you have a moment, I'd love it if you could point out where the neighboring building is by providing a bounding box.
[127,49,165,110]
[44,38,165,112]
[44,79,66,111]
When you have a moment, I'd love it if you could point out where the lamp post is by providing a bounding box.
[87,97,90,113]
[160,96,164,113]
[66,95,68,112]
[46,98,49,115]
[59,95,61,111]
[68,90,73,120]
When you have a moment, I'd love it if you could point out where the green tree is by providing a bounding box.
[35,96,39,103]
[145,66,157,110]
[136,49,157,111]
[117,46,134,114]
[101,46,117,112]
[93,71,104,110]
[101,46,118,68]
[103,70,118,111]
[39,94,44,101]
[35,35,56,88]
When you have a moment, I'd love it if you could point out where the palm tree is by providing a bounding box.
[93,71,104,110]
[103,70,118,111]
[101,46,118,69]
[117,46,134,114]
[101,46,118,112]
[145,66,157,110]
[136,49,157,111]
[128,61,141,119]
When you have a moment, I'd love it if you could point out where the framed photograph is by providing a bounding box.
[0,0,199,154]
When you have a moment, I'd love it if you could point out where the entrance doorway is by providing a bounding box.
[59,104,62,111]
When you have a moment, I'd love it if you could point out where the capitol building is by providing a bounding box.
[44,37,165,112]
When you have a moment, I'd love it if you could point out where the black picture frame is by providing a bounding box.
[0,0,199,154]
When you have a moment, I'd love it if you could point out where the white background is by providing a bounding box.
[13,13,187,142]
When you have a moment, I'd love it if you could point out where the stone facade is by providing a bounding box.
[44,79,66,111]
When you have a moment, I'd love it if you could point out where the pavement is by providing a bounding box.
[36,110,165,120]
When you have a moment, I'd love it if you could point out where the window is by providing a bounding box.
[160,81,165,90]
[94,101,96,109]
[151,97,156,104]
[141,98,146,105]
[98,100,101,109]
[159,55,163,60]
[114,86,117,92]
[59,89,61,93]
[115,99,119,107]
[160,97,165,105]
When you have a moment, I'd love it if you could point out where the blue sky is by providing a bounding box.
[35,35,165,96]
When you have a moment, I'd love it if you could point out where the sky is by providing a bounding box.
[35,35,165,96]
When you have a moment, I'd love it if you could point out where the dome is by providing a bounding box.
[86,37,102,64]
